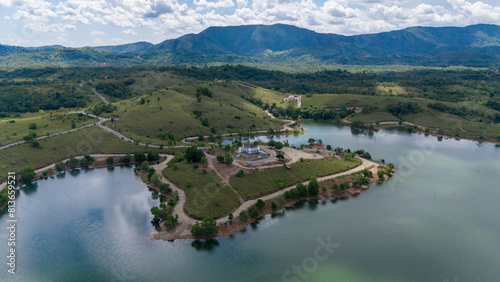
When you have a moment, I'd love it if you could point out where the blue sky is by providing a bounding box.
[1,0,500,47]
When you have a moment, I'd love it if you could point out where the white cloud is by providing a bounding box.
[122,29,138,35]
[90,30,105,36]
[194,0,235,9]
[2,0,500,46]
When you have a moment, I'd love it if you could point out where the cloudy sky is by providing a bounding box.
[1,0,500,47]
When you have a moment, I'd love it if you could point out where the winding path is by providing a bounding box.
[92,88,109,104]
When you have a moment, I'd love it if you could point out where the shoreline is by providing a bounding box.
[339,119,500,145]
[151,156,386,241]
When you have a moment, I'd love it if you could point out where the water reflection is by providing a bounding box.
[69,168,81,177]
[191,239,219,251]
[21,182,38,195]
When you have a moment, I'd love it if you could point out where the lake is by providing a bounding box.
[1,120,499,281]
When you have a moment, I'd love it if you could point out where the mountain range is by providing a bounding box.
[2,23,500,68]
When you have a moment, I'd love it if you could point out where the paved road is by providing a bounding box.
[92,88,109,104]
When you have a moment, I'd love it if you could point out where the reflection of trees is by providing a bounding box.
[191,239,219,251]
[69,169,81,177]
[22,182,38,195]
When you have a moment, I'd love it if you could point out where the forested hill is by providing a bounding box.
[2,24,500,67]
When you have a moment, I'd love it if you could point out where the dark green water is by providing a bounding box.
[1,121,499,281]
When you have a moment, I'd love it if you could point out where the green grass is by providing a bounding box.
[162,160,240,219]
[0,112,98,145]
[230,157,361,199]
[230,166,300,199]
[0,126,176,183]
[302,94,500,142]
[352,111,398,123]
[104,83,284,143]
[288,157,361,181]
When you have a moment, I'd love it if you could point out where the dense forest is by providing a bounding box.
[1,65,500,116]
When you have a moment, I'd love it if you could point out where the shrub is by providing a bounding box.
[106,157,114,165]
[159,183,172,193]
[255,199,265,209]
[134,152,147,163]
[55,161,66,171]
[67,157,79,169]
[236,169,244,177]
[239,210,248,220]
[248,206,259,218]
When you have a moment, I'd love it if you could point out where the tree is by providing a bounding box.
[256,199,265,209]
[134,152,147,163]
[362,152,372,159]
[123,153,132,163]
[267,140,276,147]
[276,152,285,161]
[197,87,213,98]
[106,157,114,165]
[239,210,248,220]
[29,123,37,130]
[150,206,168,220]
[271,201,278,210]
[296,183,307,197]
[30,140,40,148]
[150,173,161,186]
[228,213,233,221]
[191,217,219,239]
[20,166,36,184]
[55,161,66,171]
[164,215,178,229]
[326,145,332,150]
[307,176,319,196]
[307,138,316,145]
[84,155,94,164]
[377,169,385,179]
[159,183,172,193]
[275,142,284,149]
[236,169,244,177]
[185,146,205,163]
[148,151,160,162]
[248,206,259,218]
[216,155,225,163]
[224,155,233,166]
[140,160,149,171]
[67,157,79,169]
[201,156,207,164]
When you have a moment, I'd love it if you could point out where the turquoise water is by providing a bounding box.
[1,121,499,281]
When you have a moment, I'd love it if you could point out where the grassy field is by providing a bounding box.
[0,126,179,183]
[230,157,361,199]
[230,166,300,199]
[162,160,240,219]
[237,85,288,105]
[288,157,361,181]
[104,82,284,143]
[0,112,98,145]
[302,94,500,141]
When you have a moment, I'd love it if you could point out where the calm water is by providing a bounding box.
[1,121,499,281]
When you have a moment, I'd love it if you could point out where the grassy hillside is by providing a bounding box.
[0,126,180,183]
[105,82,284,142]
[0,112,98,145]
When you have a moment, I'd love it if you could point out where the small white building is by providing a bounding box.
[239,143,261,154]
